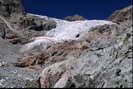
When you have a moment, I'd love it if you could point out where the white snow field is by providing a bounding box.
[20,14,115,52]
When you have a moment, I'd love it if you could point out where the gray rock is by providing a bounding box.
[39,24,132,88]
[0,67,40,88]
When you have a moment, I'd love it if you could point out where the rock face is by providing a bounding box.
[108,5,132,24]
[64,14,86,21]
[0,0,24,17]
[0,12,57,45]
[0,0,132,88]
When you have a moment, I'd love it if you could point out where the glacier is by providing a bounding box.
[20,14,115,52]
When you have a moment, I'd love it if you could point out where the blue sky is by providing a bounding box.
[22,0,132,19]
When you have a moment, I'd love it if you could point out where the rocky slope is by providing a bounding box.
[0,0,56,88]
[38,6,133,88]
[0,0,132,88]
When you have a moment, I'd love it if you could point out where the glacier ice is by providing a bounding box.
[20,14,115,52]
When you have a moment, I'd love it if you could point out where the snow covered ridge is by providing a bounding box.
[20,14,116,52]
